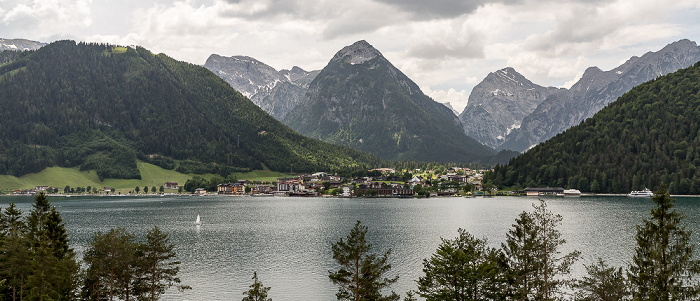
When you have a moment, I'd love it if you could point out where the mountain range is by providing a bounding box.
[484,39,700,152]
[486,61,700,194]
[0,41,378,179]
[204,55,319,120]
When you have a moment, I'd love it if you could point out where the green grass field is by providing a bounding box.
[0,161,292,193]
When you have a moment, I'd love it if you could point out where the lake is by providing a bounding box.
[4,194,700,300]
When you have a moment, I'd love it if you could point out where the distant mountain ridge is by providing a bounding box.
[0,38,46,51]
[497,39,700,152]
[458,67,564,149]
[441,102,459,115]
[283,40,496,163]
[487,61,700,194]
[204,54,319,120]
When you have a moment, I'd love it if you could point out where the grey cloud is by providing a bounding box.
[524,7,620,55]
[373,0,524,19]
[218,0,313,20]
[407,28,486,60]
[322,19,390,40]
[408,40,485,60]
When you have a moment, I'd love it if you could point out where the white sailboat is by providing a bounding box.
[195,214,201,225]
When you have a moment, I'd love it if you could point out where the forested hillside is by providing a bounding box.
[486,62,700,194]
[0,41,378,179]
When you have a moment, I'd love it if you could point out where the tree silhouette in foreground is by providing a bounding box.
[329,221,399,301]
[628,184,700,300]
[242,271,271,301]
[573,258,630,301]
[502,199,580,300]
[417,228,506,300]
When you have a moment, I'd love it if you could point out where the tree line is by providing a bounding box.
[248,184,700,301]
[0,193,186,301]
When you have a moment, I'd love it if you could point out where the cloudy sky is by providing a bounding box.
[2,0,699,112]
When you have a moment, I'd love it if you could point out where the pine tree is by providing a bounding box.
[241,271,272,301]
[134,226,189,301]
[82,228,138,301]
[328,221,399,301]
[628,184,700,300]
[417,228,506,300]
[502,199,580,300]
[24,192,80,300]
[573,258,631,301]
[0,203,31,301]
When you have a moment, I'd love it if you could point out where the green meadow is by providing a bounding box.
[0,161,290,193]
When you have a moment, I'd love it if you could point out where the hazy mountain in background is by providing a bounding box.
[441,102,459,116]
[0,38,46,51]
[204,54,319,120]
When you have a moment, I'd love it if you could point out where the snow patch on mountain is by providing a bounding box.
[0,38,46,51]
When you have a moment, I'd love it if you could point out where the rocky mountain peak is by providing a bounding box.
[290,66,306,73]
[663,38,696,50]
[459,66,561,149]
[332,40,383,65]
[483,67,535,87]
[581,66,604,79]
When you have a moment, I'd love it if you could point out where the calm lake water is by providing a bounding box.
[4,195,700,300]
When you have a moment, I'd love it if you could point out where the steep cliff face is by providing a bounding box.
[459,67,563,149]
[204,55,318,120]
[498,39,700,152]
[282,40,494,162]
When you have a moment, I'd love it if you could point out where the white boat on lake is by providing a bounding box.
[195,214,202,225]
[627,188,653,197]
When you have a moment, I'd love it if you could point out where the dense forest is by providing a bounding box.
[0,41,379,179]
[485,62,700,194]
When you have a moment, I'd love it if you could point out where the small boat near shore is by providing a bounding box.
[627,188,653,197]
[563,189,582,196]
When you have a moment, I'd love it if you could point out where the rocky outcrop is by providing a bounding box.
[204,55,318,120]
[458,67,563,149]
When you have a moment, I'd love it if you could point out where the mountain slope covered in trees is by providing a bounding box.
[486,62,700,194]
[0,41,378,179]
